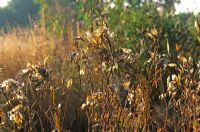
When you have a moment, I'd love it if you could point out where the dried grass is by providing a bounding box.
[0,19,199,131]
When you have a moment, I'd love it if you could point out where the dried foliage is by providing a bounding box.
[0,18,199,131]
[76,21,200,131]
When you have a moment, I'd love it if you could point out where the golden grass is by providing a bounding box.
[0,23,84,131]
[0,26,56,81]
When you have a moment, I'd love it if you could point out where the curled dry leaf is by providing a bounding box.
[14,111,23,126]
[194,18,200,33]
[172,74,180,84]
[167,63,177,68]
[8,108,24,126]
[197,36,200,44]
[151,28,158,37]
[66,78,73,89]
[81,103,87,110]
[10,104,23,113]
[176,43,182,52]
[178,56,187,64]
[123,81,131,89]
[69,52,79,62]
[86,27,105,46]
[121,48,132,54]
[80,68,86,76]
[146,28,158,40]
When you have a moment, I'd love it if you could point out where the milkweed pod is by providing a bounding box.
[194,18,200,33]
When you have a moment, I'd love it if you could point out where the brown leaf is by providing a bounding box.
[151,28,158,37]
[176,43,182,52]
[54,111,60,132]
[168,63,177,68]
[122,48,132,54]
[123,81,131,89]
[14,111,23,126]
[157,128,162,132]
[80,68,86,76]
[66,78,73,89]
[194,18,200,33]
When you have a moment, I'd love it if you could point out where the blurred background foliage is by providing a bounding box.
[0,0,199,57]
[0,0,40,28]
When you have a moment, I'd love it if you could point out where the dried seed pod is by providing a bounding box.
[0,79,23,93]
[194,18,200,33]
[69,51,80,63]
[26,62,50,86]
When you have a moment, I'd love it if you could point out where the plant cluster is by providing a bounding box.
[74,20,200,131]
[0,16,199,132]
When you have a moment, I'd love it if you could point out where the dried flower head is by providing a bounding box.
[0,79,23,93]
[26,63,50,86]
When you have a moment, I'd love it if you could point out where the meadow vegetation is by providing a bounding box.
[0,0,200,131]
